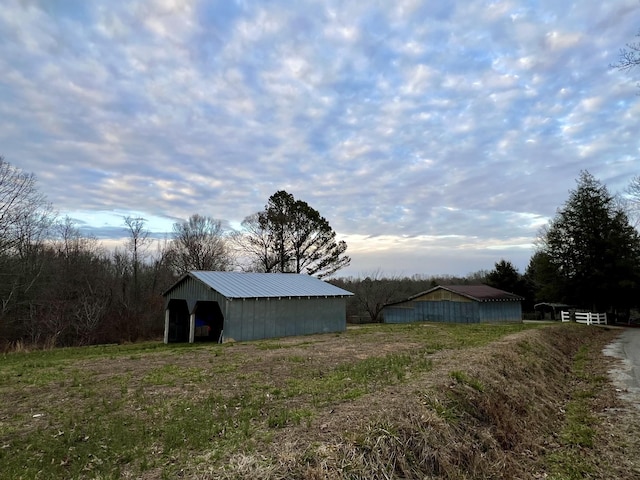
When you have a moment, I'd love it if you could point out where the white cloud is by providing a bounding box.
[545,30,583,51]
[0,0,638,276]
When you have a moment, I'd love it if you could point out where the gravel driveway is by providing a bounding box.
[604,327,640,407]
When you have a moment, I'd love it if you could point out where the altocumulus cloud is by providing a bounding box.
[0,0,639,276]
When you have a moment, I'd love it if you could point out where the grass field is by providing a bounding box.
[0,322,636,479]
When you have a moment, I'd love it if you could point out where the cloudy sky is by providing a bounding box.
[1,0,639,278]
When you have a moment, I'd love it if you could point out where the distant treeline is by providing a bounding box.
[0,159,354,349]
[329,264,533,324]
[2,158,640,350]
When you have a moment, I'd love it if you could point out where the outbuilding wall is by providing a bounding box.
[384,300,479,323]
[478,302,522,322]
[383,299,521,324]
[224,297,346,342]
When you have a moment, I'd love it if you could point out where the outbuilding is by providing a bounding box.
[533,302,573,321]
[383,284,523,324]
[162,271,353,343]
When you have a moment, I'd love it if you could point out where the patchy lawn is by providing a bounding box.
[0,322,637,479]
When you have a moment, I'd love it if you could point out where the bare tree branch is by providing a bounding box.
[167,214,233,274]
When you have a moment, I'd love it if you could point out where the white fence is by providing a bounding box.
[561,311,607,325]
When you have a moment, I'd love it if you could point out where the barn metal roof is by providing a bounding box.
[165,271,353,299]
[534,302,572,309]
[433,285,524,302]
[390,284,523,305]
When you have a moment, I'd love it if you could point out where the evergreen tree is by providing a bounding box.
[486,259,534,310]
[250,190,351,278]
[537,171,640,313]
[486,259,521,293]
[524,251,563,305]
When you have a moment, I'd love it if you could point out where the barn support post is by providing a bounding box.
[189,312,196,343]
[164,309,170,344]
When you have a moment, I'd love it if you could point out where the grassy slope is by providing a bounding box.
[0,323,631,479]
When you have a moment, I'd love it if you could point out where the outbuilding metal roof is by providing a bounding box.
[164,271,353,299]
[534,302,572,309]
[395,284,523,304]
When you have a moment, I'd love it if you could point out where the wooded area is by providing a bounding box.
[1,158,640,349]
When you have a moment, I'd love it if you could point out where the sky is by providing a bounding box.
[1,0,639,279]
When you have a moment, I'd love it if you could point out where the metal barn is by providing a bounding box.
[162,271,353,343]
[383,284,523,324]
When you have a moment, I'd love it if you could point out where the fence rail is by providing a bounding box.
[561,311,607,325]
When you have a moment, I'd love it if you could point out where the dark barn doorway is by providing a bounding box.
[167,299,190,342]
[194,301,225,343]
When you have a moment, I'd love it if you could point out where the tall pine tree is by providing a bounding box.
[537,171,640,313]
[245,190,351,278]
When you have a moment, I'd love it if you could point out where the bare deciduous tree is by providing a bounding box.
[167,214,232,274]
[611,29,640,72]
[626,175,640,229]
[0,157,52,256]
[123,216,151,303]
[331,270,404,323]
[354,271,405,322]
[232,213,280,273]
[52,217,111,345]
[0,158,55,343]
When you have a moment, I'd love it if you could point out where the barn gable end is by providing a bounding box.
[413,289,473,303]
[383,284,523,324]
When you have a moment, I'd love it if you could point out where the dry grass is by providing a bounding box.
[1,323,637,479]
[212,326,631,480]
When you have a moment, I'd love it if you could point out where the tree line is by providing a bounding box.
[0,158,350,348]
[333,171,640,323]
[2,157,640,350]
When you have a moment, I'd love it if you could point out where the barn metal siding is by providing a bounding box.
[383,300,480,323]
[223,297,346,342]
[478,302,522,323]
[382,305,418,323]
[417,301,479,323]
[383,299,522,324]
[383,284,523,325]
